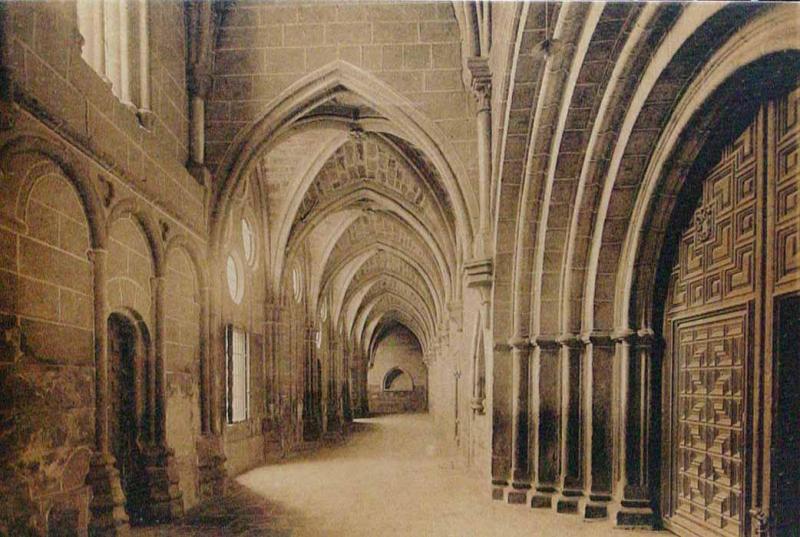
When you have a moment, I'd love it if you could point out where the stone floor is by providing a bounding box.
[133,414,663,536]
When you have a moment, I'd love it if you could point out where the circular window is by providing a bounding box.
[226,254,244,304]
[292,266,303,303]
[242,218,255,266]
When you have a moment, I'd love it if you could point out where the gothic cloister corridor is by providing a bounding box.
[1,1,799,536]
[133,414,655,537]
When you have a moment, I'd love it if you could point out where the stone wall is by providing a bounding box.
[0,171,95,535]
[5,1,204,233]
[366,325,427,415]
[206,1,478,199]
[368,386,427,414]
[0,1,209,531]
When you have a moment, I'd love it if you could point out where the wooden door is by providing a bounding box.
[662,105,761,537]
[662,85,800,537]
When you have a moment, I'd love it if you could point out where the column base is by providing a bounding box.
[616,506,656,529]
[555,496,580,514]
[491,479,507,501]
[141,445,184,522]
[583,494,611,520]
[507,483,530,505]
[583,502,609,520]
[197,436,227,501]
[530,492,554,509]
[86,452,130,537]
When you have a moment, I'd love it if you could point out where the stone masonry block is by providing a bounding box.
[419,22,459,43]
[325,23,372,45]
[403,44,431,69]
[373,23,418,44]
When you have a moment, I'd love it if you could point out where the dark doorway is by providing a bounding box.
[107,313,147,524]
[772,295,800,536]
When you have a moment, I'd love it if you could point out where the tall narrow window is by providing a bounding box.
[76,0,151,115]
[225,325,249,424]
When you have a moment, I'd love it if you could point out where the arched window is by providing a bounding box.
[226,254,244,304]
[76,0,151,118]
[383,368,414,392]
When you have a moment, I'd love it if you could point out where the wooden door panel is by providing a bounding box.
[670,310,748,537]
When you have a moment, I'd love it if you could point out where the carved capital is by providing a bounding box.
[535,335,561,350]
[467,56,492,112]
[137,108,156,131]
[635,328,658,350]
[582,331,614,348]
[557,333,583,349]
[612,327,637,344]
[509,335,532,351]
[465,257,493,288]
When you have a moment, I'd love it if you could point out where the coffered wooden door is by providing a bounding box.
[662,85,799,537]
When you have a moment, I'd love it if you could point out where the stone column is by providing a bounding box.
[582,334,615,520]
[490,342,512,500]
[531,337,561,509]
[198,286,226,501]
[507,336,532,503]
[136,0,154,128]
[187,64,211,187]
[615,329,655,528]
[139,275,183,522]
[118,0,131,105]
[92,1,106,80]
[199,286,211,434]
[209,294,223,436]
[85,248,130,535]
[467,56,492,258]
[556,334,583,513]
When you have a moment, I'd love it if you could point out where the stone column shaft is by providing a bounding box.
[209,304,222,435]
[615,330,655,528]
[92,1,105,78]
[118,0,131,104]
[199,286,211,434]
[152,275,167,445]
[87,248,130,534]
[556,335,583,513]
[582,334,615,520]
[468,56,492,258]
[509,337,532,494]
[190,95,205,165]
[476,97,491,255]
[138,0,150,111]
[89,249,109,454]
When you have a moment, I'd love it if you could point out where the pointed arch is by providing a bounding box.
[210,61,476,266]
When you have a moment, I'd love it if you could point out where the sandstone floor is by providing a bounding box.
[134,413,662,536]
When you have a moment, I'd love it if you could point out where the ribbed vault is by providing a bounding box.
[209,67,469,405]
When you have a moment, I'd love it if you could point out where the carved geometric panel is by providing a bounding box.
[673,311,747,536]
[669,121,759,315]
[774,86,800,287]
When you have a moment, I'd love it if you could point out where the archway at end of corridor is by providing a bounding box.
[366,322,427,415]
